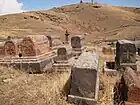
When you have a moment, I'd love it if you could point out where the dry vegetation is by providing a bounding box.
[0,67,72,105]
[0,45,119,105]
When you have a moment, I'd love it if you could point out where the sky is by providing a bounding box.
[0,0,140,15]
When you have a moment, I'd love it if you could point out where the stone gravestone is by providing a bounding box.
[53,45,72,70]
[0,35,53,73]
[68,52,99,105]
[71,35,85,56]
[115,40,136,70]
[114,67,140,105]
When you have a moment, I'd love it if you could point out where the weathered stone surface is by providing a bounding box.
[71,35,85,52]
[4,38,23,56]
[19,35,51,57]
[114,67,140,105]
[0,42,5,56]
[0,56,53,73]
[68,52,99,105]
[46,35,62,47]
[115,40,136,69]
[103,61,118,76]
[53,45,72,63]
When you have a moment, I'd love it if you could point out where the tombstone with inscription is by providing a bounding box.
[115,40,136,70]
[68,52,99,105]
[53,45,72,70]
[71,35,85,56]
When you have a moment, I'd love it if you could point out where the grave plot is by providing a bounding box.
[0,35,54,73]
[68,52,99,105]
[53,45,72,70]
[71,35,85,56]
[114,67,140,105]
[115,40,137,70]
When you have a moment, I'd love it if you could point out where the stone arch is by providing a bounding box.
[4,41,16,56]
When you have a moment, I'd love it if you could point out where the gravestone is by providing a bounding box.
[115,40,136,70]
[19,35,50,57]
[53,45,72,70]
[0,35,53,73]
[114,67,140,105]
[71,35,85,56]
[68,52,99,105]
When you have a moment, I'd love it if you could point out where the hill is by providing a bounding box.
[0,3,140,41]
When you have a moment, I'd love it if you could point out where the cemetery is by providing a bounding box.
[0,32,140,105]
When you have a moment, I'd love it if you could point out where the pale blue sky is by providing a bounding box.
[18,0,140,11]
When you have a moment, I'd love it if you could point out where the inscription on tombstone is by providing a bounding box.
[4,41,16,56]
[115,40,136,70]
[54,46,72,63]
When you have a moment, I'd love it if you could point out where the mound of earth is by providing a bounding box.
[0,3,140,42]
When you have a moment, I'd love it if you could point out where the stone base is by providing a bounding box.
[0,57,53,73]
[53,63,71,71]
[68,95,97,105]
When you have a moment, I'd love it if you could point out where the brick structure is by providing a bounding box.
[71,35,85,56]
[114,67,140,105]
[68,52,99,105]
[115,40,136,70]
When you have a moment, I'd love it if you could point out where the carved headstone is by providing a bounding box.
[68,52,99,105]
[54,45,72,63]
[20,35,50,57]
[71,35,85,56]
[115,40,136,70]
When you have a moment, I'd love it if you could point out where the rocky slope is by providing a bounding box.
[0,3,140,42]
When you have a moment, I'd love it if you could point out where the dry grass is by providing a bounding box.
[0,66,72,105]
[0,47,119,105]
[98,56,118,105]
